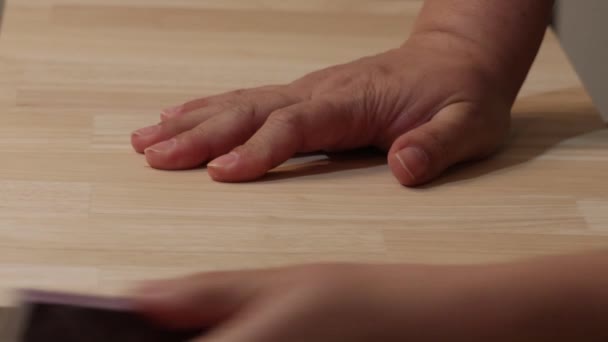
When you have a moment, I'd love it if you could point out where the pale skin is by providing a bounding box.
[131,0,608,340]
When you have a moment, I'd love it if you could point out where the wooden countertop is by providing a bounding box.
[1,1,607,304]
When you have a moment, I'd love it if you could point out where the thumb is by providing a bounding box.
[388,102,509,186]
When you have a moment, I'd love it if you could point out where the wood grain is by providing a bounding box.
[0,0,607,305]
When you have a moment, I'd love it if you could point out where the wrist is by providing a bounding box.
[407,0,554,104]
[404,30,521,104]
[516,253,608,341]
[460,254,608,341]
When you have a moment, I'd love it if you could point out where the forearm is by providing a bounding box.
[409,0,554,102]
[474,251,608,341]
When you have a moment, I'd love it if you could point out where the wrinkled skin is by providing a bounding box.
[131,36,510,186]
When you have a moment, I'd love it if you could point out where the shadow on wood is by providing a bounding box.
[424,88,606,187]
[260,148,386,182]
[253,88,605,186]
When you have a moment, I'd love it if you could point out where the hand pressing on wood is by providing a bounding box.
[133,253,608,342]
[131,1,553,186]
[131,43,507,186]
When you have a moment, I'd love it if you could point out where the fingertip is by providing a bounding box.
[207,165,228,183]
[388,144,431,187]
[131,124,162,153]
[208,152,239,170]
[144,139,180,169]
[207,149,277,183]
[388,152,414,186]
[131,132,146,154]
[207,168,224,182]
[207,152,240,182]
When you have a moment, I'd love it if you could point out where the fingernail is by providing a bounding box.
[395,147,429,181]
[133,125,160,137]
[145,139,176,154]
[208,152,239,169]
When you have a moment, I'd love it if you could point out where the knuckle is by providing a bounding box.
[323,74,356,92]
[233,97,255,112]
[252,85,304,106]
[267,108,302,131]
[223,97,256,118]
[189,122,209,137]
[414,128,448,166]
[314,75,369,100]
[158,119,180,134]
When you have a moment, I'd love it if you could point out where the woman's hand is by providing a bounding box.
[131,34,510,186]
[133,253,608,342]
[133,263,489,342]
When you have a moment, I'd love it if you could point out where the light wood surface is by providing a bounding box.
[1,0,607,305]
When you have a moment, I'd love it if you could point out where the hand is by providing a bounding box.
[131,34,511,186]
[132,263,491,342]
[133,255,608,342]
